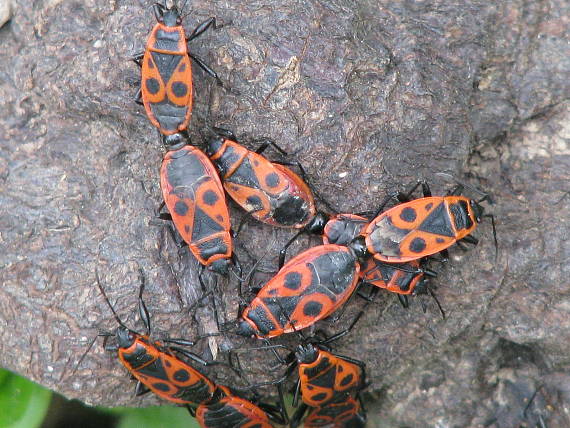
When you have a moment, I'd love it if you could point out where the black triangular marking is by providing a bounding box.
[192,205,224,241]
[225,157,261,189]
[261,295,301,325]
[151,52,182,87]
[417,202,455,237]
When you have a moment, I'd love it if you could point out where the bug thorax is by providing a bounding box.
[155,5,182,27]
[162,133,187,152]
[306,212,330,236]
[470,199,484,223]
[116,326,137,349]
[295,343,319,364]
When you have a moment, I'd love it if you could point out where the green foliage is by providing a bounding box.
[106,405,200,428]
[0,368,52,428]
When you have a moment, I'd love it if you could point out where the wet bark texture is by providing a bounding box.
[1,0,569,426]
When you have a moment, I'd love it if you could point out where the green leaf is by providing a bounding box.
[110,405,200,428]
[0,369,52,428]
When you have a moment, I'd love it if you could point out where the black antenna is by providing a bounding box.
[137,268,151,335]
[96,271,127,329]
[427,287,446,320]
[435,172,490,199]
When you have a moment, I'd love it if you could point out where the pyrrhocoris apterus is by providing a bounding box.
[138,3,193,135]
[135,3,223,135]
[236,243,364,339]
[160,133,233,274]
[81,272,217,406]
[361,179,496,263]
[295,343,366,408]
[196,385,286,428]
[203,128,316,229]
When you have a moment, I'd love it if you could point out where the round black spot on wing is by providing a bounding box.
[340,373,354,386]
[216,214,224,222]
[146,78,160,94]
[303,301,323,317]
[425,202,433,211]
[184,225,190,233]
[311,392,328,403]
[171,81,188,98]
[152,382,171,392]
[178,63,186,72]
[174,200,189,216]
[436,237,445,243]
[165,360,172,367]
[409,237,427,253]
[246,195,264,211]
[173,369,190,382]
[400,207,417,222]
[202,190,219,206]
[284,271,302,290]
[147,58,154,68]
[265,172,280,188]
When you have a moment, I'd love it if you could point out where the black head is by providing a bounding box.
[162,132,188,151]
[203,135,225,157]
[348,235,370,262]
[154,3,182,27]
[116,326,137,349]
[295,343,319,364]
[236,319,257,338]
[470,199,485,223]
[305,212,329,236]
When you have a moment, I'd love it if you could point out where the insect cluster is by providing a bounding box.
[81,2,497,427]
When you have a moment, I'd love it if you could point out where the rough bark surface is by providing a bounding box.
[0,0,569,426]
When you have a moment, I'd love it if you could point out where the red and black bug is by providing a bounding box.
[203,127,317,229]
[160,133,235,275]
[133,1,224,135]
[78,271,217,405]
[294,343,366,409]
[299,396,367,428]
[236,240,368,339]
[195,385,288,428]
[364,180,496,263]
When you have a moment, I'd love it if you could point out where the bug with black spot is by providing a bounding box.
[363,180,497,263]
[75,271,218,406]
[203,127,317,229]
[293,342,366,409]
[236,235,374,339]
[133,1,225,135]
[159,133,236,275]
